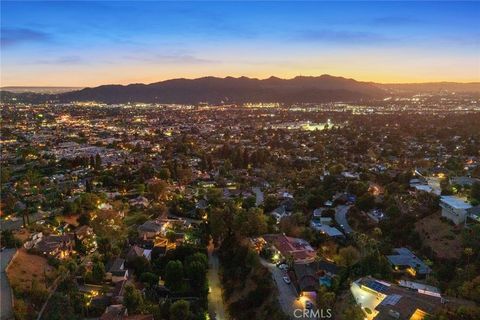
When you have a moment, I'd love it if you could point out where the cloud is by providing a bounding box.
[294,29,393,44]
[1,28,51,47]
[33,56,85,65]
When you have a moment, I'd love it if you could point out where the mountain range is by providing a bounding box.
[2,75,479,104]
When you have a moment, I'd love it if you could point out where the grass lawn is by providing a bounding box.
[6,248,56,293]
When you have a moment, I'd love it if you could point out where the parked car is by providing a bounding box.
[283,276,291,284]
[278,264,288,271]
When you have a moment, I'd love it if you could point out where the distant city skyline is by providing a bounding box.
[1,1,479,86]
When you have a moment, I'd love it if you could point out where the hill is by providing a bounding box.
[2,75,385,104]
[3,76,479,104]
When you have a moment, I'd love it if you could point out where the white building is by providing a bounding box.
[440,196,472,225]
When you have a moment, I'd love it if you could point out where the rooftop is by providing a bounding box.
[351,277,443,320]
[440,196,472,210]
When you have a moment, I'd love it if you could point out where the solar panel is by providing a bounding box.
[381,294,402,306]
[364,279,389,293]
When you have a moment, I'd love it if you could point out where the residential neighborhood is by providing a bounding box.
[1,96,480,320]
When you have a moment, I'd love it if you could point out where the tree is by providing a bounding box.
[159,168,171,180]
[136,183,146,195]
[263,195,278,213]
[1,230,19,248]
[316,286,335,310]
[440,178,453,195]
[186,260,207,292]
[243,196,256,210]
[95,153,102,170]
[13,298,28,320]
[148,180,168,201]
[140,272,159,287]
[165,260,184,292]
[169,300,191,320]
[97,236,112,257]
[458,276,480,303]
[91,261,105,284]
[340,303,364,320]
[336,246,360,268]
[471,182,480,204]
[464,247,474,265]
[130,256,151,276]
[236,207,268,237]
[77,213,90,226]
[124,284,144,314]
[209,207,228,244]
[166,230,177,243]
[356,193,375,211]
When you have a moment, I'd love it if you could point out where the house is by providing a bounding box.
[33,234,74,259]
[263,234,316,264]
[450,176,480,187]
[74,225,93,240]
[129,196,150,208]
[292,260,339,294]
[386,248,431,277]
[270,205,290,224]
[440,196,472,225]
[126,245,152,262]
[106,258,129,283]
[195,199,208,210]
[467,205,480,223]
[367,209,385,223]
[310,221,344,238]
[100,305,154,320]
[312,208,333,224]
[350,277,443,320]
[137,220,164,239]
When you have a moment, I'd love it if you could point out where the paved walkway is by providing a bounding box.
[207,241,228,320]
[1,249,17,320]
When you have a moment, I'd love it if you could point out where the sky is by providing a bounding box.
[1,1,479,87]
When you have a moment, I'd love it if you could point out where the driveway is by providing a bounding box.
[335,205,353,234]
[1,249,17,320]
[207,241,228,320]
[252,187,264,206]
[261,258,319,319]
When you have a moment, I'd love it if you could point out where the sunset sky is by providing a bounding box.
[1,1,479,87]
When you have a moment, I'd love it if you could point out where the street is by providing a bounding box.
[1,249,16,320]
[207,240,228,320]
[334,205,353,235]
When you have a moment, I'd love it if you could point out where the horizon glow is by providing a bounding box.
[1,1,479,87]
